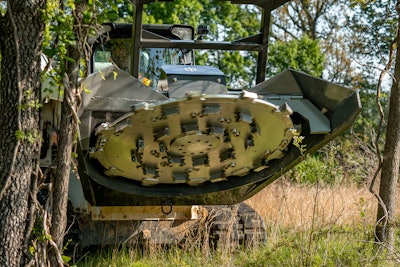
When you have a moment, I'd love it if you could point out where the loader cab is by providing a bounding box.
[91,23,196,89]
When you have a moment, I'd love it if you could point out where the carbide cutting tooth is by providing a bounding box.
[231,128,240,137]
[163,105,180,116]
[137,139,145,153]
[239,112,253,123]
[150,150,159,157]
[246,134,255,148]
[240,90,259,100]
[192,155,209,166]
[142,177,160,186]
[131,148,144,163]
[94,123,110,136]
[275,102,293,115]
[154,126,170,140]
[181,122,198,133]
[250,121,258,134]
[131,150,138,162]
[143,166,158,176]
[209,125,224,135]
[210,170,225,181]
[280,140,289,148]
[173,172,188,182]
[203,104,220,115]
[131,102,153,111]
[159,143,166,152]
[219,149,234,162]
[169,155,185,165]
[223,130,230,142]
[97,136,107,145]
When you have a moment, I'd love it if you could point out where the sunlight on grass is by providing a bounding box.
[75,181,400,267]
[76,226,385,267]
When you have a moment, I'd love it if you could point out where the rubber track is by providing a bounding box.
[206,202,266,249]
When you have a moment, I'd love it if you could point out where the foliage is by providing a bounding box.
[271,0,356,84]
[0,1,5,16]
[355,86,390,147]
[271,0,395,89]
[287,135,376,186]
[144,0,203,25]
[269,0,396,188]
[348,0,397,66]
[267,34,325,77]
[288,150,344,185]
[15,130,41,144]
[42,0,126,68]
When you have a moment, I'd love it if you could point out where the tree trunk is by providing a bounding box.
[375,2,400,251]
[50,62,79,250]
[50,0,88,253]
[0,1,44,266]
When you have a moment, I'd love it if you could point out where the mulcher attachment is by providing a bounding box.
[90,91,295,186]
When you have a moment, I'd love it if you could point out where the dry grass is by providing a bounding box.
[78,180,400,266]
[247,178,400,231]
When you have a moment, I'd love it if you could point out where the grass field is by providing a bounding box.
[248,179,381,229]
[75,179,400,267]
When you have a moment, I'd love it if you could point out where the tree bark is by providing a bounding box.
[0,1,44,266]
[50,70,79,250]
[375,2,400,251]
[50,0,88,253]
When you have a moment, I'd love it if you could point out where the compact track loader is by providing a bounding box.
[40,0,361,250]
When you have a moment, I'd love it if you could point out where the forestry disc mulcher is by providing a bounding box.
[40,0,361,249]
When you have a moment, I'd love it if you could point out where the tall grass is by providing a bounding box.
[247,179,383,229]
[76,179,400,267]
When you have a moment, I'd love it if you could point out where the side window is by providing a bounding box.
[93,50,113,72]
[108,39,131,71]
[93,39,131,73]
[93,38,192,89]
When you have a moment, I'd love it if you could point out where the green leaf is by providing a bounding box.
[64,56,76,63]
[15,130,25,141]
[42,48,57,58]
[83,85,92,94]
[29,245,35,256]
[62,255,71,263]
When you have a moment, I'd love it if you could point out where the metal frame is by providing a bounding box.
[130,0,291,83]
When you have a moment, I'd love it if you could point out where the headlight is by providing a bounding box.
[171,26,194,40]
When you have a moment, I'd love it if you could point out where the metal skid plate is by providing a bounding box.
[90,91,294,186]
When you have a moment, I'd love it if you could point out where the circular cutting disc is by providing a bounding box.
[90,92,294,186]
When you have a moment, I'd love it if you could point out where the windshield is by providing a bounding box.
[93,38,191,88]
